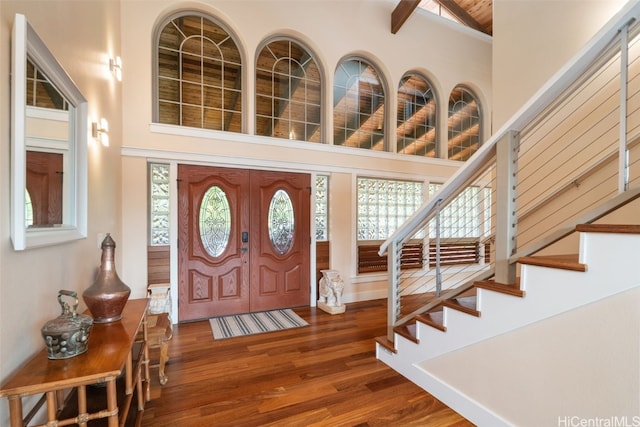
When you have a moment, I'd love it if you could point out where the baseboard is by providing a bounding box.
[412,363,514,427]
[342,288,387,304]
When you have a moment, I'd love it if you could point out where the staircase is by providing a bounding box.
[375,224,640,425]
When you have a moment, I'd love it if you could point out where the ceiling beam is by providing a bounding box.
[435,0,488,34]
[391,0,421,34]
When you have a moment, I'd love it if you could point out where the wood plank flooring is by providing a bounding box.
[141,299,473,426]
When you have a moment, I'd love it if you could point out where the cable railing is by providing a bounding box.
[379,0,640,340]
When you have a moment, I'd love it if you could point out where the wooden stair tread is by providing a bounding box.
[443,295,480,317]
[518,254,586,272]
[475,279,525,297]
[576,223,640,234]
[394,322,418,343]
[416,311,446,332]
[374,336,397,353]
[456,288,477,298]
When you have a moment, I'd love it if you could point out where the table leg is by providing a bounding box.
[46,391,56,423]
[106,378,118,427]
[77,385,88,427]
[143,313,150,401]
[159,340,169,385]
[8,395,23,427]
[136,369,144,411]
[126,350,133,395]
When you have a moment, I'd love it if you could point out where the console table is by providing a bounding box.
[0,298,150,427]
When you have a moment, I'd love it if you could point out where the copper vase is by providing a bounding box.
[83,233,131,323]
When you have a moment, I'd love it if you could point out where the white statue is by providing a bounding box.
[318,270,346,314]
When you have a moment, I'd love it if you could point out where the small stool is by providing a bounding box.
[146,312,173,385]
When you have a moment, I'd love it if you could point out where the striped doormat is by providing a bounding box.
[209,309,309,340]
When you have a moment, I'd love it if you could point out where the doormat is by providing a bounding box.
[209,309,308,340]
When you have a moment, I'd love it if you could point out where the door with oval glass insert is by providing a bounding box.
[178,165,310,321]
[249,169,310,312]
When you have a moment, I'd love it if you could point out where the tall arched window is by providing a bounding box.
[333,58,385,150]
[397,73,437,157]
[255,39,322,142]
[448,86,481,161]
[155,13,242,132]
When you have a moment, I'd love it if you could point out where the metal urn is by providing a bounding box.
[41,290,93,359]
[83,233,131,323]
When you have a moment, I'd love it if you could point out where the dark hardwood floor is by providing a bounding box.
[141,299,474,426]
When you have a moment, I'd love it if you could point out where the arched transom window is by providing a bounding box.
[448,86,481,161]
[333,58,385,150]
[156,13,242,132]
[255,39,322,142]
[397,73,437,157]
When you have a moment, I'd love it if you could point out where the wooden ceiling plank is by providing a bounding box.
[391,0,421,34]
[436,0,488,34]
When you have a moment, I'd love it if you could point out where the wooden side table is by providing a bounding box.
[0,299,150,427]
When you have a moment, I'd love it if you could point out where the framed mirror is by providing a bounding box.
[11,14,87,250]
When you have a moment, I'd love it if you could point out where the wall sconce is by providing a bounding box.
[109,56,122,81]
[92,118,109,146]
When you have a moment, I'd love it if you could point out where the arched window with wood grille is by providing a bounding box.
[448,86,481,161]
[396,73,437,157]
[255,38,322,142]
[154,13,243,132]
[333,58,386,150]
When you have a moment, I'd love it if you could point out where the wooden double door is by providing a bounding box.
[178,165,310,321]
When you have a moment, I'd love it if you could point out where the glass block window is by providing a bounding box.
[397,73,437,157]
[448,86,481,161]
[256,39,322,142]
[199,186,231,257]
[149,163,170,246]
[315,175,328,241]
[428,183,491,238]
[268,189,295,254]
[333,58,385,150]
[156,13,242,132]
[357,178,423,240]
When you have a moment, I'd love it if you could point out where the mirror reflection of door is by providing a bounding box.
[26,150,63,227]
[178,165,311,321]
[24,57,70,228]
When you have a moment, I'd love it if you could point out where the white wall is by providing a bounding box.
[492,0,628,128]
[422,286,640,426]
[118,0,493,312]
[0,1,123,424]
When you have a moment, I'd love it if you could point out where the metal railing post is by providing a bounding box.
[494,130,520,284]
[435,199,442,297]
[387,240,400,341]
[619,22,630,193]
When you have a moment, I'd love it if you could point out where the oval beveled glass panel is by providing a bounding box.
[268,189,295,255]
[199,185,231,257]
